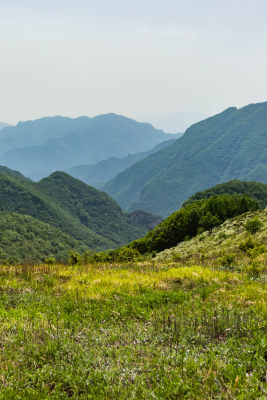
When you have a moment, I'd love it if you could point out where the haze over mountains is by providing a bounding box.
[104,102,267,216]
[66,139,177,189]
[0,122,10,130]
[0,114,177,180]
[0,101,266,224]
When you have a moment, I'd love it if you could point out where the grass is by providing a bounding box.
[0,261,266,399]
[156,209,267,269]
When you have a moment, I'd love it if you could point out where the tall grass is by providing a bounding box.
[0,262,266,399]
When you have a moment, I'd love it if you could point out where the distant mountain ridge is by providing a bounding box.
[66,138,178,188]
[104,101,267,217]
[0,122,10,130]
[0,114,176,180]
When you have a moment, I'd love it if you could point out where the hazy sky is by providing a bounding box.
[1,0,267,131]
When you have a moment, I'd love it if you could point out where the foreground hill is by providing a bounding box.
[0,212,87,263]
[0,114,174,180]
[183,180,267,208]
[104,102,267,216]
[0,222,265,397]
[156,207,267,264]
[67,139,177,189]
[125,195,260,255]
[0,171,151,251]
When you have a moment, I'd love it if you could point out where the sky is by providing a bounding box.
[1,0,267,132]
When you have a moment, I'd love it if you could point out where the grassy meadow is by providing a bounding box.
[0,258,266,399]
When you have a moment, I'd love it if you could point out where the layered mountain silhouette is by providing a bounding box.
[104,102,267,217]
[66,138,177,188]
[0,122,10,130]
[0,114,176,180]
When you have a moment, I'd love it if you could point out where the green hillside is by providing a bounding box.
[36,172,148,246]
[1,211,265,398]
[128,195,259,255]
[183,180,267,208]
[104,102,267,217]
[0,171,149,252]
[156,207,267,265]
[0,114,174,180]
[67,139,177,189]
[0,212,87,263]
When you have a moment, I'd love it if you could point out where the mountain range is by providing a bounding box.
[0,169,160,257]
[104,102,267,217]
[66,139,177,188]
[0,114,178,180]
[0,122,10,130]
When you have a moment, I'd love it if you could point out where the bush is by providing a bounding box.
[45,257,56,265]
[69,251,81,265]
[218,253,236,268]
[239,237,256,252]
[246,261,266,278]
[245,217,263,234]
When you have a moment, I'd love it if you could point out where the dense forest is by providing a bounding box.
[0,170,159,261]
[183,180,267,208]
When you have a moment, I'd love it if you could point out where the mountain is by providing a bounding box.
[0,212,87,263]
[104,102,267,217]
[66,139,177,188]
[0,114,175,180]
[0,122,10,130]
[0,116,89,156]
[182,180,267,209]
[0,170,151,251]
[0,165,27,179]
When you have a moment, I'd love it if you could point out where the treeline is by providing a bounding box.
[183,180,267,209]
[72,194,259,263]
[129,195,259,254]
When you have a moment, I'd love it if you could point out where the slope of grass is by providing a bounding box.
[156,208,267,269]
[0,260,266,399]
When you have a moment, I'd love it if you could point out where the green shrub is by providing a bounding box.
[245,261,266,277]
[239,236,256,252]
[69,251,81,265]
[45,257,56,265]
[245,217,263,234]
[218,253,236,268]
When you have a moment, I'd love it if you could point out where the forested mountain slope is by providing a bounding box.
[182,180,267,208]
[0,171,150,250]
[0,212,87,263]
[104,102,267,216]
